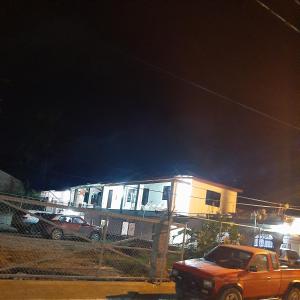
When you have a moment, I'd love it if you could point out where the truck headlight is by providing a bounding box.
[203,279,214,289]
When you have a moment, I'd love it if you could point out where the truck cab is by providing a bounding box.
[170,244,300,299]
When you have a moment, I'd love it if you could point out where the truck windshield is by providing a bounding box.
[204,246,252,269]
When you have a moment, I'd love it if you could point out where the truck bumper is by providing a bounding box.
[172,276,215,300]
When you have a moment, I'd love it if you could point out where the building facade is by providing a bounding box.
[41,175,241,240]
[97,175,241,216]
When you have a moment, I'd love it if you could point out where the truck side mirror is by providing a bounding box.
[249,265,258,272]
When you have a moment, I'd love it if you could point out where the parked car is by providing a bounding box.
[279,248,300,268]
[33,214,102,241]
[170,244,300,300]
[11,210,55,234]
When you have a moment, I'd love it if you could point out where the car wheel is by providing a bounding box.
[29,226,39,235]
[17,227,26,234]
[219,288,242,300]
[51,228,63,240]
[285,287,300,300]
[90,232,101,241]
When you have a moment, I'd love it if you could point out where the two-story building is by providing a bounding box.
[41,175,241,239]
[95,175,241,216]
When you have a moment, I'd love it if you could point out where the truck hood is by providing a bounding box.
[173,258,242,278]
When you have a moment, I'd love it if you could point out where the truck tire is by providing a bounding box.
[219,288,242,300]
[175,284,186,300]
[285,287,300,300]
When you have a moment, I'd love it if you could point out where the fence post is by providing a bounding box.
[97,214,108,276]
[149,215,169,282]
[219,219,223,244]
[180,223,187,261]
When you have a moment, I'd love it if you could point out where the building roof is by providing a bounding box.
[69,175,242,193]
[178,175,243,193]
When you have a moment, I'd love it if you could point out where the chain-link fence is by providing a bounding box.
[0,193,185,281]
[0,193,286,281]
[171,214,284,263]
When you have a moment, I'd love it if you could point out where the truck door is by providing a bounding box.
[268,253,281,295]
[241,254,278,298]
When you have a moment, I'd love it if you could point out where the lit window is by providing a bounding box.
[254,234,274,249]
[126,188,136,203]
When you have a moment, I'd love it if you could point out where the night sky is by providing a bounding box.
[0,1,299,203]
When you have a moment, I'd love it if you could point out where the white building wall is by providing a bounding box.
[102,185,124,209]
[173,179,192,215]
[41,190,71,206]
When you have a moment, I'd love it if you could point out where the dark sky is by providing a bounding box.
[0,1,299,202]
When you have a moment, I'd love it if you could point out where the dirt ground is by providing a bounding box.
[0,233,135,277]
[0,280,176,300]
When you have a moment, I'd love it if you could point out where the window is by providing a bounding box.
[251,255,269,271]
[271,253,279,270]
[72,217,85,224]
[142,188,149,205]
[59,216,67,222]
[126,188,136,203]
[162,186,171,201]
[204,246,252,269]
[254,234,274,249]
[83,191,89,203]
[59,216,72,223]
[107,190,113,208]
[205,190,221,207]
[96,191,103,207]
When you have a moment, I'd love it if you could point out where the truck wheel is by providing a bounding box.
[285,287,300,300]
[219,288,242,300]
[175,284,186,300]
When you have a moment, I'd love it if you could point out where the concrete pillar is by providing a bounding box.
[149,217,169,280]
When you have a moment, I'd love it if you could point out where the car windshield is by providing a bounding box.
[204,246,252,269]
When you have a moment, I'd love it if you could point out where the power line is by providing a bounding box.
[237,202,283,209]
[173,213,261,230]
[104,42,300,133]
[255,0,300,34]
[238,195,286,206]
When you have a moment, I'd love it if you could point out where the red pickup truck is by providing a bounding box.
[170,244,300,300]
